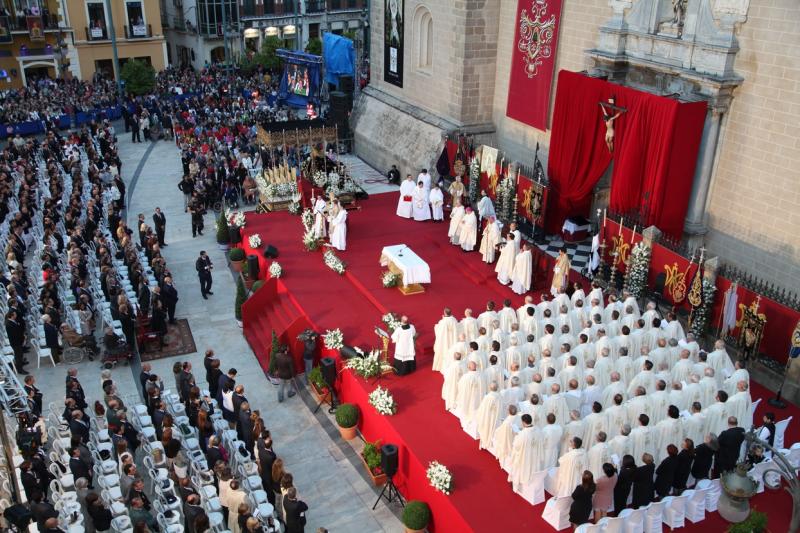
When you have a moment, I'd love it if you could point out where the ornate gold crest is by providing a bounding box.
[611,235,630,266]
[453,159,465,177]
[517,0,557,78]
[489,171,499,196]
[687,267,703,308]
[521,185,543,221]
[664,262,688,303]
[793,319,800,349]
[736,297,767,328]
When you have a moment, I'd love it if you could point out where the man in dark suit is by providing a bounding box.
[42,315,61,361]
[23,375,43,417]
[5,310,27,372]
[160,276,179,324]
[716,416,746,474]
[20,461,42,500]
[232,385,247,419]
[195,251,213,299]
[152,400,167,440]
[632,453,656,508]
[139,363,152,400]
[237,401,254,454]
[203,349,217,386]
[29,491,58,531]
[218,368,238,425]
[205,436,224,466]
[256,433,277,504]
[68,410,90,443]
[68,447,92,487]
[153,207,167,246]
[283,487,308,533]
[183,494,206,533]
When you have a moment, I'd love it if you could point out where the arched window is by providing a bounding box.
[414,7,433,71]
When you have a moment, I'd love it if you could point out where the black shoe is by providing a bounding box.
[198,231,204,235]
[162,243,168,247]
[22,347,30,353]
[202,294,208,299]
[16,366,28,374]
[207,291,213,295]
[168,319,177,325]
[193,234,197,238]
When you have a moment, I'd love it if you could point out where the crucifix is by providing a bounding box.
[599,96,627,153]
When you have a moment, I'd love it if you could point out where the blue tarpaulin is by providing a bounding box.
[323,33,355,88]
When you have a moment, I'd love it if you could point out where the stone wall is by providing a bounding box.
[704,0,800,292]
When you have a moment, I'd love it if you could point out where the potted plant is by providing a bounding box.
[308,366,329,401]
[402,501,431,533]
[334,403,359,440]
[216,212,230,251]
[229,247,246,272]
[251,280,264,292]
[727,510,767,533]
[360,439,387,486]
[234,277,246,327]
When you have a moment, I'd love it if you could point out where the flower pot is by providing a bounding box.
[310,382,329,403]
[338,425,357,440]
[229,226,242,244]
[405,528,425,533]
[359,452,387,486]
[218,242,230,251]
[230,259,244,272]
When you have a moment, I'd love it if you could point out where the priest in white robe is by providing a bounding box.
[456,361,485,424]
[396,175,415,218]
[553,437,588,497]
[544,384,571,425]
[629,414,653,463]
[411,182,431,221]
[727,381,752,429]
[429,184,444,221]
[498,301,518,332]
[459,208,478,251]
[654,406,684,462]
[476,382,503,450]
[390,316,416,375]
[582,403,606,446]
[479,216,501,263]
[541,414,564,469]
[433,308,460,373]
[724,361,750,396]
[609,425,632,460]
[328,202,347,250]
[448,200,465,245]
[587,432,611,479]
[442,353,466,411]
[708,340,735,379]
[459,309,479,342]
[495,234,516,285]
[510,243,533,295]
[312,195,327,238]
[477,189,495,221]
[517,296,535,324]
[493,405,519,468]
[508,414,541,490]
[683,403,706,446]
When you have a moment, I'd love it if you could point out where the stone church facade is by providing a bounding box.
[352,0,800,293]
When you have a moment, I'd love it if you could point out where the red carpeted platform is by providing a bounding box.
[239,193,798,533]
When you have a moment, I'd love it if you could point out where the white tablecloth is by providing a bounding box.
[380,244,431,286]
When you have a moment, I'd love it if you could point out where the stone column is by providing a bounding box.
[684,106,723,237]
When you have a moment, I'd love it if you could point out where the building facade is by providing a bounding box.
[65,0,167,81]
[353,0,800,293]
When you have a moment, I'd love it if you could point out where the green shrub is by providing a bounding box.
[305,37,322,56]
[268,330,280,376]
[229,247,245,261]
[402,501,431,531]
[335,403,359,428]
[234,277,246,320]
[362,439,382,473]
[251,280,264,292]
[727,510,767,533]
[308,366,326,390]
[216,212,230,244]
[120,59,155,95]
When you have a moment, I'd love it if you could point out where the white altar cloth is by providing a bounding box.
[380,244,431,286]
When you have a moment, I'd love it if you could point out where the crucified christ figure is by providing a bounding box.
[599,97,626,153]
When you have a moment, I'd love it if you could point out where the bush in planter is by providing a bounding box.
[308,366,326,391]
[217,212,230,244]
[234,277,246,321]
[362,439,382,475]
[402,501,431,531]
[229,247,245,261]
[335,403,359,428]
[251,280,264,292]
[727,510,767,533]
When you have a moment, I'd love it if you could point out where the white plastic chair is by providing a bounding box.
[575,522,606,533]
[619,507,645,533]
[683,488,706,523]
[696,478,721,512]
[749,398,761,426]
[542,496,572,530]
[598,516,625,533]
[775,416,792,449]
[662,494,687,530]
[516,469,548,505]
[643,501,665,533]
[110,514,132,532]
[36,346,56,368]
[788,442,800,467]
[748,459,773,493]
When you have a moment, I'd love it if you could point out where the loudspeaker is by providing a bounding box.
[330,91,352,113]
[339,345,360,360]
[4,504,32,530]
[263,245,279,258]
[320,357,337,388]
[246,254,259,279]
[380,444,398,478]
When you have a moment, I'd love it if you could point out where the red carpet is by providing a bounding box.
[240,193,798,533]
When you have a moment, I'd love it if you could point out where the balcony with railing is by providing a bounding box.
[305,0,362,13]
[173,16,186,31]
[124,23,153,38]
[85,26,108,41]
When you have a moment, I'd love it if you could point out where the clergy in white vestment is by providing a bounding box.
[517,296,535,324]
[627,361,656,397]
[683,403,707,446]
[648,381,671,424]
[477,303,499,335]
[477,189,495,221]
[456,361,485,424]
[588,281,604,308]
[541,414,564,469]
[508,414,541,490]
[476,382,504,450]
[495,234,516,285]
[479,217,501,263]
[417,168,432,198]
[544,384,571,425]
[582,403,606,446]
[679,333,701,360]
[508,222,522,253]
[622,291,640,318]
[561,411,587,456]
[708,340,735,378]
[553,438,588,497]
[664,311,686,342]
[396,175,415,218]
[501,376,525,413]
[672,350,695,384]
[724,361,750,396]
[605,398,628,439]
[442,353,466,410]
[411,182,432,221]
[571,283,586,308]
[459,208,478,251]
[608,425,632,460]
[727,381,752,429]
[550,249,571,297]
[699,369,719,409]
[391,316,416,375]
[498,300,518,332]
[629,414,653,463]
[601,374,627,410]
[429,184,444,221]
[493,405,520,467]
[312,195,327,238]
[467,343,488,371]
[484,355,505,392]
[504,337,525,373]
[433,308,460,373]
[448,200,465,245]
[587,433,611,479]
[654,406,684,462]
[510,244,533,295]
[459,309,479,342]
[328,202,347,250]
[641,302,659,331]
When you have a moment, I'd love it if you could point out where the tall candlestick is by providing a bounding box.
[603,209,607,229]
[618,216,624,236]
[631,225,637,244]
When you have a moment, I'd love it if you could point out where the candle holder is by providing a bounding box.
[596,240,608,284]
[609,250,620,293]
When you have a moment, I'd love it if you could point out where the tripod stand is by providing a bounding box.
[313,388,337,414]
[372,476,405,509]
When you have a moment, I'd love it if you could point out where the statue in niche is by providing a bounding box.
[672,0,687,36]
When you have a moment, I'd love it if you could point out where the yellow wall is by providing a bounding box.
[66,0,163,40]
[75,40,165,79]
[0,33,62,89]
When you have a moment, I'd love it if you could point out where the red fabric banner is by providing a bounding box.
[506,0,563,131]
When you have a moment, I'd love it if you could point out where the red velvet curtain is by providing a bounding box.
[546,71,612,233]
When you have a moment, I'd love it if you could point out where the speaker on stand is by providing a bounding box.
[246,254,259,280]
[373,443,405,509]
[314,357,338,413]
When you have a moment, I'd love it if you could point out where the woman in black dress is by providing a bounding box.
[614,454,637,515]
[569,470,596,528]
[632,453,656,508]
[655,444,679,499]
[691,433,719,481]
[673,438,695,494]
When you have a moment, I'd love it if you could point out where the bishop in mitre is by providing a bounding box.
[396,174,415,218]
[459,207,478,251]
[328,200,347,251]
[390,315,416,375]
[495,233,516,285]
[448,198,465,245]
[312,195,327,238]
[476,382,503,450]
[433,308,460,373]
[510,243,533,295]
[550,248,570,297]
[479,216,501,263]
[553,437,588,497]
[456,361,485,424]
[508,414,541,491]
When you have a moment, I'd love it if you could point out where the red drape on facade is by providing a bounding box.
[546,71,612,233]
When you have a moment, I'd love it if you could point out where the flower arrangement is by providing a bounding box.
[382,312,401,333]
[624,241,651,299]
[265,181,298,200]
[426,461,453,495]
[303,229,321,252]
[323,248,346,275]
[468,157,480,205]
[368,386,397,416]
[382,271,399,288]
[327,171,341,185]
[312,170,328,188]
[345,349,393,379]
[228,210,246,228]
[301,208,314,231]
[248,233,262,248]
[690,277,717,338]
[495,173,517,226]
[268,262,282,279]
[362,439,383,476]
[322,328,344,350]
[287,201,301,215]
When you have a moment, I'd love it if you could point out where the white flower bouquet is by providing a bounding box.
[382,312,401,333]
[265,181,298,200]
[302,229,321,251]
[312,171,328,188]
[268,262,282,279]
[228,210,246,228]
[248,233,262,248]
[301,208,314,231]
[345,349,393,379]
[287,201,301,215]
[382,272,399,288]
[426,461,453,495]
[323,249,345,275]
[322,328,344,350]
[368,386,397,416]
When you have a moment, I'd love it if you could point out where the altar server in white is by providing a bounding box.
[328,201,347,250]
[459,208,478,251]
[510,243,533,295]
[417,168,431,198]
[411,181,431,221]
[391,316,416,375]
[312,195,327,238]
[460,309,479,342]
[429,183,444,221]
[479,216,501,263]
[396,174,415,218]
[448,199,465,245]
[495,233,516,285]
[433,308,460,373]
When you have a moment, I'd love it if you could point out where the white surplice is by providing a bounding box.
[328,208,347,250]
[459,211,478,251]
[391,324,416,361]
[429,187,444,220]
[495,239,516,284]
[456,370,485,423]
[553,448,588,497]
[476,391,503,450]
[508,425,541,490]
[510,249,532,294]
[448,205,465,244]
[479,220,501,263]
[396,179,415,218]
[442,360,466,410]
[433,316,460,373]
[411,186,431,221]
